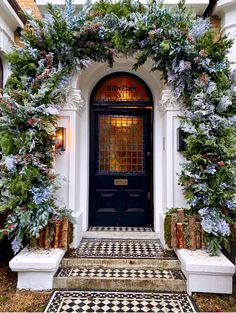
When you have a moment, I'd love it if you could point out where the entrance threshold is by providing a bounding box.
[88,227,154,232]
[83,227,158,240]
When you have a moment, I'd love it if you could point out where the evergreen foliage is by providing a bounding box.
[0,0,235,255]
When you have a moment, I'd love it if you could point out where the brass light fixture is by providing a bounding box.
[55,127,66,151]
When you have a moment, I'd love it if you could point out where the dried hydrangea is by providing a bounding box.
[31,186,53,205]
[11,236,23,255]
[190,18,210,38]
[217,95,232,113]
[5,156,16,172]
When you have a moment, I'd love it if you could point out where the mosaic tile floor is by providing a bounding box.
[44,291,197,313]
[68,239,175,259]
[88,227,154,232]
[57,267,184,280]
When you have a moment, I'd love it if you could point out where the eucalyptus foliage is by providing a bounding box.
[0,0,235,255]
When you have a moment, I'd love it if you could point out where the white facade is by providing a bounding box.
[49,0,236,248]
[5,0,236,293]
[0,0,24,86]
[55,59,188,247]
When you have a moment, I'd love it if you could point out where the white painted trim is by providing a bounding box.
[56,58,188,246]
[213,0,236,67]
[0,0,24,30]
[215,0,236,11]
[0,26,15,53]
[221,21,236,35]
[76,59,164,235]
[0,53,9,87]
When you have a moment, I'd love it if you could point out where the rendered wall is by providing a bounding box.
[55,58,188,247]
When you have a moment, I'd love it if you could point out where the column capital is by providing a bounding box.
[158,89,180,112]
[64,89,86,113]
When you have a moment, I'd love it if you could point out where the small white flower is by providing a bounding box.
[44,107,60,115]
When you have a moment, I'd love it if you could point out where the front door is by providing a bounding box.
[89,73,153,227]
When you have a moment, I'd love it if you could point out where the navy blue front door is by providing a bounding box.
[89,108,152,227]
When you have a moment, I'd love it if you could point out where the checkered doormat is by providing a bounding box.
[44,291,197,313]
[68,239,175,259]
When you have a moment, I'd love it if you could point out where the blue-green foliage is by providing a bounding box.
[0,0,235,255]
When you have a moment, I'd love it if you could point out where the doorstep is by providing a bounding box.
[83,226,158,240]
[175,248,235,295]
[67,238,175,259]
[9,246,65,290]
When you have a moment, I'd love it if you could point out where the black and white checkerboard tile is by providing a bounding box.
[88,227,154,232]
[69,239,175,259]
[44,291,197,313]
[57,267,184,280]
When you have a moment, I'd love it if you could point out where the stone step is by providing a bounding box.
[67,239,174,260]
[61,257,181,269]
[63,238,180,269]
[54,266,186,292]
[83,231,158,240]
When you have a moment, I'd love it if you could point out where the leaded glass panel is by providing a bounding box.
[98,115,144,174]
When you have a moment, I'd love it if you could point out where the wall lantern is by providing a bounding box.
[177,128,187,152]
[55,127,66,151]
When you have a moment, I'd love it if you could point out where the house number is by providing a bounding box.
[114,179,128,186]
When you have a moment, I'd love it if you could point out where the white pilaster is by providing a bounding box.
[55,88,86,248]
[158,88,187,247]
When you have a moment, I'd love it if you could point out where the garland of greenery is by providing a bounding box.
[0,0,235,255]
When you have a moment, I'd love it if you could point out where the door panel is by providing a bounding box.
[124,190,145,213]
[89,108,152,227]
[96,190,118,212]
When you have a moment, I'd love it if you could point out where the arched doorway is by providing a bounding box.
[89,72,153,227]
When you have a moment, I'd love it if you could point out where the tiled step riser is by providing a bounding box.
[61,258,181,269]
[54,277,186,292]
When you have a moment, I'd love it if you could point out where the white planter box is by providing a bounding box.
[9,246,65,290]
[175,248,235,295]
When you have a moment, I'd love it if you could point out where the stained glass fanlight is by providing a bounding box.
[93,74,151,103]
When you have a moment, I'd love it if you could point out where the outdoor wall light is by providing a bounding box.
[177,128,187,152]
[55,127,66,151]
